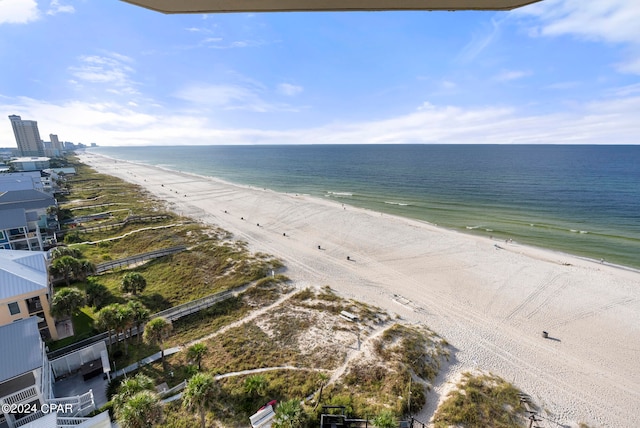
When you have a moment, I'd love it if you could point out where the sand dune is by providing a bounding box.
[79,152,640,427]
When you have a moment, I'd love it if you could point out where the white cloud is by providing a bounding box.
[47,0,74,16]
[0,0,40,24]
[517,0,640,74]
[457,17,504,63]
[616,56,640,75]
[174,82,300,112]
[278,83,303,96]
[494,70,532,81]
[518,0,640,44]
[3,91,639,147]
[68,53,138,95]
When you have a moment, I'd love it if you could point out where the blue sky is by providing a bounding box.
[1,0,639,146]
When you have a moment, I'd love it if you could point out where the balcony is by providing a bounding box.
[26,297,43,315]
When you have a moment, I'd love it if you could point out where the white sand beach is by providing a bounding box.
[79,152,640,427]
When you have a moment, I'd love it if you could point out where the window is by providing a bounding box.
[8,302,20,315]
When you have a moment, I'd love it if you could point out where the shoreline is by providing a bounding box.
[78,151,640,427]
[86,151,639,275]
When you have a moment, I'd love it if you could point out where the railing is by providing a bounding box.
[159,380,186,399]
[57,417,90,426]
[14,410,45,427]
[2,386,38,405]
[47,390,95,417]
[95,245,186,273]
[153,289,235,322]
[48,286,239,359]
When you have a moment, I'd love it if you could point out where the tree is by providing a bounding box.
[127,300,150,344]
[113,373,155,413]
[115,304,134,356]
[49,255,80,286]
[313,372,330,410]
[50,288,85,320]
[121,272,147,296]
[51,246,82,260]
[143,317,173,365]
[116,390,163,428]
[96,304,119,352]
[373,410,396,428]
[182,372,218,428]
[85,279,110,309]
[74,259,96,282]
[244,374,268,397]
[186,343,208,371]
[272,399,306,428]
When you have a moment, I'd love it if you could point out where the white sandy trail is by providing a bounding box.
[79,152,640,427]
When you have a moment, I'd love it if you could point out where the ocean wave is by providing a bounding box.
[569,229,589,234]
[326,191,353,197]
[384,201,411,206]
[466,225,483,230]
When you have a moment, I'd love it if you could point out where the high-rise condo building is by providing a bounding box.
[50,133,63,151]
[8,115,45,156]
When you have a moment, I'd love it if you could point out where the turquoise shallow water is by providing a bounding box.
[90,145,640,269]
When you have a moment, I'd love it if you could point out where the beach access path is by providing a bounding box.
[79,152,640,428]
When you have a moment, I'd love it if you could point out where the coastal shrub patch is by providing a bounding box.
[322,323,448,421]
[432,372,527,428]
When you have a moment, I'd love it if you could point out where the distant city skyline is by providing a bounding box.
[1,0,639,146]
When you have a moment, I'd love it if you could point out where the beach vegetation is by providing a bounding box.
[182,372,219,428]
[53,157,463,427]
[432,372,527,428]
[186,343,208,371]
[50,287,86,319]
[143,317,173,366]
[121,272,147,295]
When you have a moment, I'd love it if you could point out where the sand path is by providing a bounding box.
[79,153,640,427]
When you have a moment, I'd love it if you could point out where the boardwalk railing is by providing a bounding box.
[57,215,171,238]
[47,287,239,359]
[95,245,186,273]
[154,289,236,322]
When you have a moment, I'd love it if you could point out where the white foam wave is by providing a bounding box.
[384,201,411,206]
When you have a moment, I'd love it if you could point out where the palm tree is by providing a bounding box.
[96,304,119,352]
[121,272,147,296]
[50,255,80,286]
[143,317,173,365]
[186,343,208,371]
[75,259,96,282]
[113,373,155,412]
[272,399,306,428]
[50,288,85,320]
[182,372,218,428]
[127,300,150,344]
[244,374,268,397]
[116,390,163,428]
[51,246,82,260]
[85,279,110,309]
[115,304,135,356]
[313,372,330,410]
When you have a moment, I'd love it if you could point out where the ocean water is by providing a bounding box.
[90,145,640,269]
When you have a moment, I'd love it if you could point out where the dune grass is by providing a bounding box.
[432,372,527,428]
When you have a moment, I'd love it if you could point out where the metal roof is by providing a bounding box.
[0,208,27,230]
[0,189,55,212]
[0,250,49,300]
[0,317,43,383]
[121,0,541,13]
